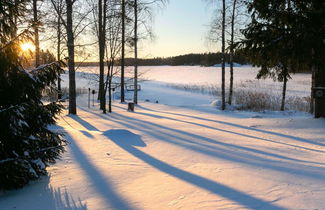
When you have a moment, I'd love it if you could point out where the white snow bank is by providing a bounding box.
[1,101,324,209]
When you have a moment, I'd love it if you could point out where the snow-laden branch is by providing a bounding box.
[0,105,20,113]
[0,143,68,165]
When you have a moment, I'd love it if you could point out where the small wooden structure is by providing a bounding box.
[126,84,141,91]
[128,102,135,112]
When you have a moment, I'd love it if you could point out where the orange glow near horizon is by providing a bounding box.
[21,42,35,52]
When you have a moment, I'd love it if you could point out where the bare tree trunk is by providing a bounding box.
[33,0,40,67]
[57,0,62,100]
[108,77,112,112]
[98,0,104,109]
[66,0,77,115]
[279,0,291,112]
[108,60,114,113]
[133,0,138,104]
[314,61,325,118]
[102,0,107,112]
[105,58,115,113]
[310,48,315,114]
[120,0,125,103]
[310,65,315,114]
[221,0,226,110]
[281,66,288,111]
[98,0,106,113]
[228,0,237,105]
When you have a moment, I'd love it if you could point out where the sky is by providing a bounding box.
[138,0,217,58]
[40,0,218,61]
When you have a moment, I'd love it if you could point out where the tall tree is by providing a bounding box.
[120,0,125,103]
[133,0,138,104]
[301,0,325,118]
[131,0,168,104]
[228,0,237,105]
[98,0,107,112]
[33,0,40,67]
[0,0,66,189]
[66,0,77,114]
[55,0,64,100]
[241,0,325,114]
[241,0,293,111]
[221,0,226,110]
[51,0,93,114]
[104,0,123,113]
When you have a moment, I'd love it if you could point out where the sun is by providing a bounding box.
[21,42,35,52]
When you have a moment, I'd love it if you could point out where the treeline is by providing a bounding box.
[77,52,249,67]
[125,53,249,66]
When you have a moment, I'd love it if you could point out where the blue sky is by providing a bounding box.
[139,0,217,58]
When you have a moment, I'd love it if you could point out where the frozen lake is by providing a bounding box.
[59,66,312,111]
[62,65,312,97]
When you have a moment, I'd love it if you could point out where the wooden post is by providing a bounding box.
[314,66,325,118]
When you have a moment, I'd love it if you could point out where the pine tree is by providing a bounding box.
[0,0,66,190]
[241,0,295,111]
[242,0,325,114]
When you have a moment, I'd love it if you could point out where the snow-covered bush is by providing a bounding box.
[168,82,310,112]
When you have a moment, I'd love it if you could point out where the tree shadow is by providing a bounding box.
[69,115,100,131]
[63,131,134,210]
[137,105,325,148]
[0,176,87,210]
[103,129,285,210]
[79,108,325,181]
[50,187,87,210]
[134,111,325,154]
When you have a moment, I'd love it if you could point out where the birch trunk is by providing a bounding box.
[33,0,40,67]
[120,0,125,103]
[133,0,138,104]
[66,0,76,114]
[221,0,226,110]
[228,0,237,105]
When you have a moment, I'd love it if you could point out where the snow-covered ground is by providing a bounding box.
[1,66,324,210]
[74,65,311,98]
[61,65,312,111]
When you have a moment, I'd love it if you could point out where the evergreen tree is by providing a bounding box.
[241,0,296,111]
[0,0,66,190]
[241,0,325,115]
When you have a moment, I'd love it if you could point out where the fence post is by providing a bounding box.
[88,88,90,108]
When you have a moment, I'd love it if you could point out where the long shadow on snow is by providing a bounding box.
[78,107,325,181]
[63,130,134,210]
[0,176,87,210]
[104,129,285,210]
[69,115,100,132]
[109,109,324,166]
[136,105,325,148]
[112,105,323,154]
[133,111,325,158]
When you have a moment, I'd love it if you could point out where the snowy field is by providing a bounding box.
[1,66,324,210]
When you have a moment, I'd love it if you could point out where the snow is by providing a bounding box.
[1,66,324,210]
[32,159,46,170]
[65,66,311,101]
